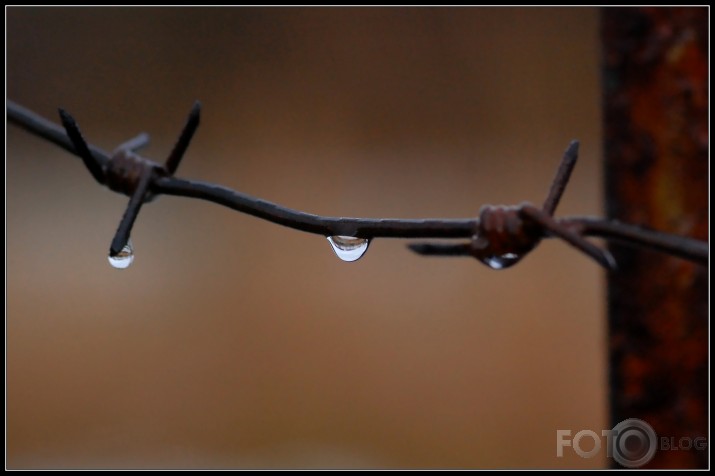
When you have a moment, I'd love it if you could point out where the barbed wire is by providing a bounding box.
[7,99,708,269]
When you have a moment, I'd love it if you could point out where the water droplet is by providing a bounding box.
[108,240,134,269]
[327,236,370,262]
[480,252,521,270]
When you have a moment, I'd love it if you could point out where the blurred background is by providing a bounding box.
[7,7,607,468]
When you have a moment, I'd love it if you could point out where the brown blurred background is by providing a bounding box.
[7,7,607,469]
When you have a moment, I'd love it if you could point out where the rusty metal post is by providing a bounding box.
[602,7,708,469]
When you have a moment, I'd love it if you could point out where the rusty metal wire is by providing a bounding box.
[6,99,708,269]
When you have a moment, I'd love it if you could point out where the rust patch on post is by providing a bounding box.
[602,7,708,469]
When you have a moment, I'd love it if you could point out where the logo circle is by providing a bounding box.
[611,418,657,468]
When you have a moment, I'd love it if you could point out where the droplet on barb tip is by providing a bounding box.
[327,236,370,262]
[479,253,521,270]
[108,240,134,269]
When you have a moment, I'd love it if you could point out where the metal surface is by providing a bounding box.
[602,7,708,469]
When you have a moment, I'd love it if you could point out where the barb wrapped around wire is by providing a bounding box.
[6,99,709,269]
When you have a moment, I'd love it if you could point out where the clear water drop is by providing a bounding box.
[327,236,370,262]
[480,252,521,270]
[108,240,134,269]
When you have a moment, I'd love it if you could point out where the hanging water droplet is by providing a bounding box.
[108,240,134,269]
[327,236,370,262]
[480,252,521,270]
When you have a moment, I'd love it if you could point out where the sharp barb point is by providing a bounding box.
[164,101,201,175]
[542,140,580,216]
[57,108,106,184]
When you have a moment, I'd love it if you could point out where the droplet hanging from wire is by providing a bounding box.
[327,236,370,262]
[108,239,134,269]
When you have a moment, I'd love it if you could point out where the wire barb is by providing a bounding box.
[116,132,150,153]
[542,140,579,216]
[110,168,154,256]
[409,141,617,269]
[519,205,616,270]
[58,109,106,184]
[6,99,708,269]
[165,101,201,175]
